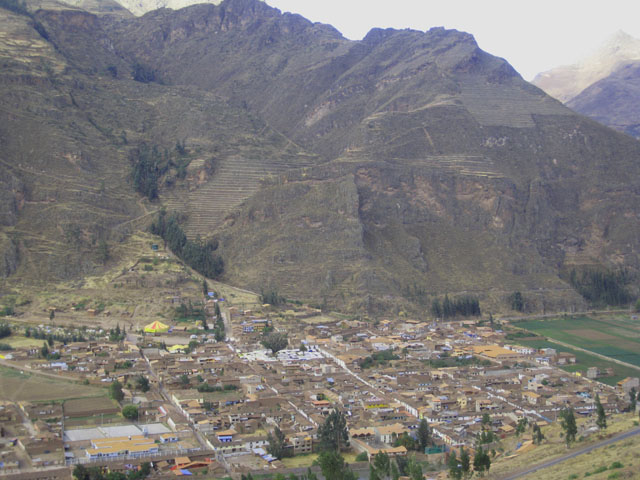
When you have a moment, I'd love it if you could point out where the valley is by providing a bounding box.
[1,0,640,478]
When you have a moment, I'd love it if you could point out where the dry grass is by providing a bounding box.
[2,335,43,348]
[489,413,640,479]
[5,232,262,332]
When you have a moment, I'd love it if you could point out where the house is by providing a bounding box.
[374,424,407,444]
[522,391,541,406]
[617,377,639,393]
[160,433,179,443]
[288,433,313,455]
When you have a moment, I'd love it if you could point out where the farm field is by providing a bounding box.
[0,366,107,402]
[513,315,640,385]
[1,335,44,349]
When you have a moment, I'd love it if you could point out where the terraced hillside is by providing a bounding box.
[163,157,315,238]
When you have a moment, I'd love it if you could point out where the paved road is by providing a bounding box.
[498,426,640,479]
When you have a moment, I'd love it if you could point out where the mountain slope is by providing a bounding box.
[0,0,314,281]
[1,0,639,314]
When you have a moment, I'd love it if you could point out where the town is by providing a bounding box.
[0,288,638,480]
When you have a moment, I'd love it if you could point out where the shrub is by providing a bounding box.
[609,462,624,470]
[122,405,138,420]
[355,452,368,462]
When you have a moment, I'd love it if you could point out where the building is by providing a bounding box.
[85,436,158,460]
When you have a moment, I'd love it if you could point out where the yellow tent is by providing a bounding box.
[144,321,170,333]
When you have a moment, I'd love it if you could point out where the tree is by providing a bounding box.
[373,451,390,478]
[391,461,400,480]
[135,375,150,393]
[98,239,109,264]
[49,309,55,322]
[394,432,416,451]
[516,417,528,436]
[109,380,124,402]
[299,343,307,352]
[595,393,607,430]
[73,465,89,480]
[459,447,471,478]
[481,413,491,427]
[407,456,422,480]
[179,374,190,386]
[560,407,577,445]
[261,331,288,355]
[417,417,430,452]
[369,464,381,480]
[532,424,544,445]
[267,426,288,460]
[448,449,462,480]
[630,388,637,412]
[317,409,350,451]
[509,291,524,312]
[473,447,491,476]
[202,278,208,297]
[355,451,368,462]
[122,405,138,420]
[40,342,49,358]
[316,450,357,480]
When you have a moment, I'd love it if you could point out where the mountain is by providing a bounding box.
[533,31,640,103]
[2,0,639,314]
[533,31,640,138]
[566,61,640,138]
[106,0,220,17]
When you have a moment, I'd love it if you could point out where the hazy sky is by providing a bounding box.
[266,0,640,80]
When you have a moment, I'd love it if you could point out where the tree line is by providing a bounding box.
[73,463,151,480]
[569,268,633,306]
[568,268,633,306]
[150,210,224,279]
[431,294,481,319]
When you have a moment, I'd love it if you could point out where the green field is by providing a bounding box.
[0,366,107,402]
[513,315,640,385]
